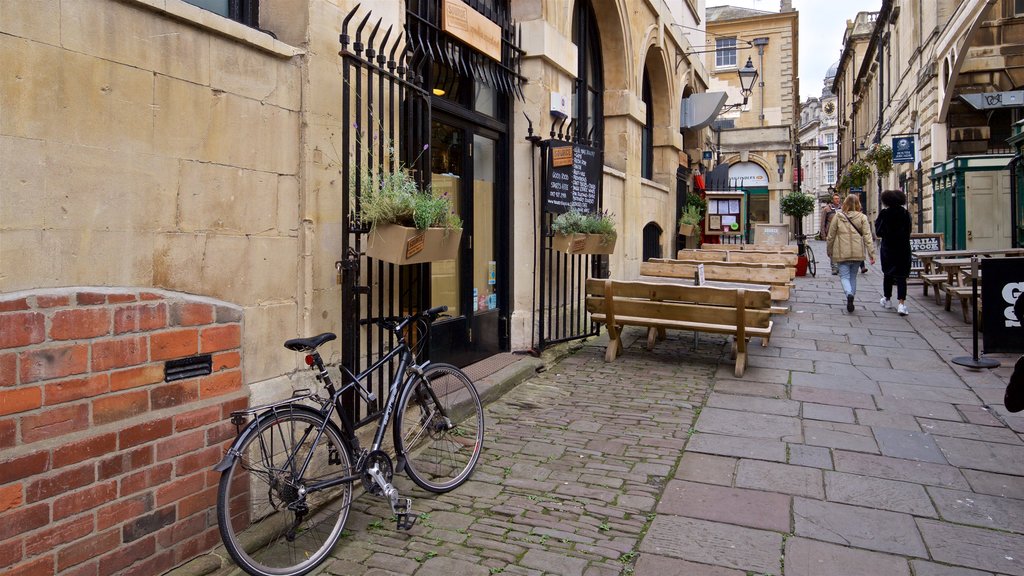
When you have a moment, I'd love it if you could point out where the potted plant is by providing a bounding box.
[358,167,463,265]
[847,160,872,187]
[550,209,617,254]
[780,190,816,276]
[678,205,702,236]
[864,143,893,175]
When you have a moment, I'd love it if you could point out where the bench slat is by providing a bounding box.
[641,261,790,285]
[589,313,773,337]
[585,279,772,308]
[585,297,772,328]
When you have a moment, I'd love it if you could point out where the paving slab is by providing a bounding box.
[785,537,912,576]
[824,471,937,517]
[917,518,1024,575]
[793,497,928,557]
[657,479,791,532]
[927,486,1024,533]
[934,436,1024,475]
[735,459,825,499]
[872,427,948,463]
[639,515,782,575]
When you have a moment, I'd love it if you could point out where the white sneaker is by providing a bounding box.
[897,303,909,316]
[880,297,892,310]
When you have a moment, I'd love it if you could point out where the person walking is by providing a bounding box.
[875,189,913,316]
[820,192,842,275]
[826,194,876,312]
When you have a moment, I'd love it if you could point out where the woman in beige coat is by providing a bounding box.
[826,194,876,312]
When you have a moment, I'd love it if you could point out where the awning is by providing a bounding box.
[680,92,728,130]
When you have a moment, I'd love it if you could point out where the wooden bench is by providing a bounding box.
[585,279,774,377]
[921,274,947,302]
[676,249,798,278]
[642,259,793,301]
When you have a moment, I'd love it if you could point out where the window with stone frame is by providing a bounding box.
[185,0,259,27]
[716,38,737,69]
[573,0,604,146]
[825,161,836,184]
[641,68,653,180]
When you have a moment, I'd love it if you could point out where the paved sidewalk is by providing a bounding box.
[201,239,1024,576]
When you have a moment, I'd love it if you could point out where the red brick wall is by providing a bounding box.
[0,289,247,576]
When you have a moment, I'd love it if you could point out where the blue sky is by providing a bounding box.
[708,0,882,100]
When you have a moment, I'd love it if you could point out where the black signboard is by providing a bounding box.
[982,257,1024,353]
[892,135,916,164]
[544,140,600,214]
[908,233,943,279]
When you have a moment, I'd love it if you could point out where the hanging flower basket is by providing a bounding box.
[551,232,617,255]
[365,224,462,265]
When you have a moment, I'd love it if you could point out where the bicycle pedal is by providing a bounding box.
[394,498,416,531]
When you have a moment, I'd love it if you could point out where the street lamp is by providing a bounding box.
[736,57,759,105]
[718,57,760,114]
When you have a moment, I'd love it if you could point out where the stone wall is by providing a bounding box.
[0,288,246,575]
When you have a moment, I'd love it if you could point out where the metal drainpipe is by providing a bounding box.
[876,33,885,211]
[917,161,924,233]
[752,38,769,126]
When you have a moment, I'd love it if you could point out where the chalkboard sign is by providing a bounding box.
[908,233,943,279]
[544,140,600,214]
[982,257,1024,353]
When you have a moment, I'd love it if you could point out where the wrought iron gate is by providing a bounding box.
[338,6,431,425]
[536,122,607,349]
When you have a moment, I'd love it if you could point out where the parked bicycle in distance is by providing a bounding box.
[213,305,484,576]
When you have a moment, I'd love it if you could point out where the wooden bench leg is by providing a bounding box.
[961,297,970,324]
[734,336,748,377]
[646,327,658,351]
[604,324,622,362]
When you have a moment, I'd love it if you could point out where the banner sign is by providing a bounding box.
[892,135,916,164]
[544,140,600,214]
[982,257,1024,353]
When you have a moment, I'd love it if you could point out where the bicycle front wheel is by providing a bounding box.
[806,245,817,277]
[217,408,353,576]
[395,363,484,493]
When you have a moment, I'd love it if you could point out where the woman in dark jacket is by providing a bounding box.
[874,189,913,316]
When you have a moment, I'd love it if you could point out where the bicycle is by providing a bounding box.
[213,305,484,576]
[797,234,816,277]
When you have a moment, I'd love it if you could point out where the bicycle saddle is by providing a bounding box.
[284,333,337,352]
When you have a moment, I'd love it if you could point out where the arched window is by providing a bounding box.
[641,68,653,179]
[642,222,663,261]
[573,1,603,144]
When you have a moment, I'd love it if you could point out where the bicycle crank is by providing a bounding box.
[362,451,416,531]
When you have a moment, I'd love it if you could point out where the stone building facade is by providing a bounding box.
[798,63,840,237]
[0,0,713,573]
[705,2,799,236]
[834,0,1023,246]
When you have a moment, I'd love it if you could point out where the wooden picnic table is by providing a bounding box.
[913,248,1024,274]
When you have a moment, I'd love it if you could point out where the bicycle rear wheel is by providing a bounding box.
[806,245,817,277]
[217,408,353,576]
[395,363,484,493]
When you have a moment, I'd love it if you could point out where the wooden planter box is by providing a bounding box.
[365,224,462,265]
[551,232,617,255]
[678,223,696,237]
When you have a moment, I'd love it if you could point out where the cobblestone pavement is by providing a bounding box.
[211,239,1024,576]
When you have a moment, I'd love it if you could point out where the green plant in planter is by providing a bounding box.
[684,193,707,217]
[864,143,893,175]
[846,160,872,187]
[357,167,462,232]
[551,209,617,245]
[678,205,702,233]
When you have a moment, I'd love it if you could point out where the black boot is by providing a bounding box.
[847,294,855,313]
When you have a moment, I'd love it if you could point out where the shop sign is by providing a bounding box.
[892,135,916,164]
[544,141,600,214]
[442,0,501,61]
[982,257,1024,353]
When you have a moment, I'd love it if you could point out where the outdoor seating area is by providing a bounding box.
[912,247,1024,324]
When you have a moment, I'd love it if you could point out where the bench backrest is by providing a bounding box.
[676,249,798,267]
[651,258,787,271]
[701,243,798,253]
[640,260,790,285]
[585,279,772,328]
